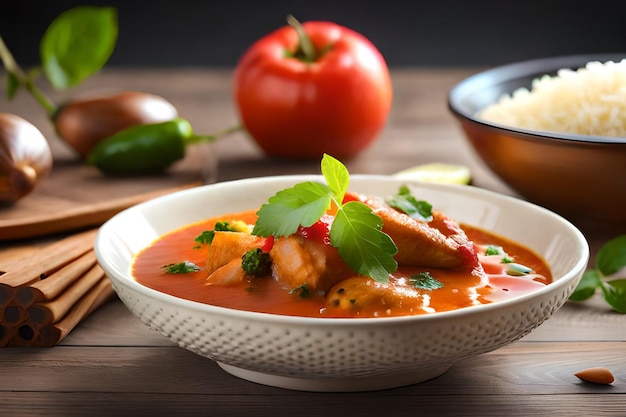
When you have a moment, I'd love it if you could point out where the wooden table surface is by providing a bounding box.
[1,68,625,416]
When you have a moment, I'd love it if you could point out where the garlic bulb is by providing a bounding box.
[0,113,53,204]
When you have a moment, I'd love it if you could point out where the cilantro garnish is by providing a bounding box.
[194,230,216,246]
[386,185,433,221]
[409,272,444,290]
[161,261,203,274]
[252,154,398,282]
[289,284,312,298]
[194,221,247,248]
[570,234,626,313]
[485,245,504,256]
[484,244,513,263]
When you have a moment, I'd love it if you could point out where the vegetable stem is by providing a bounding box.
[186,124,243,145]
[0,35,56,115]
[286,14,316,62]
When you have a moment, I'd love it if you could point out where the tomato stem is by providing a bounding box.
[286,14,316,62]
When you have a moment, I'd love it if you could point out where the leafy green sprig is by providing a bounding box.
[569,235,626,313]
[386,185,433,221]
[161,261,203,274]
[409,272,443,290]
[252,154,398,282]
[0,6,118,114]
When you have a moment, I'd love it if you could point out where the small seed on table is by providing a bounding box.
[574,367,615,385]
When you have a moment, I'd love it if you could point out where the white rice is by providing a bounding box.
[480,59,626,137]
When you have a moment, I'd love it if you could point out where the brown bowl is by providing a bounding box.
[448,54,626,232]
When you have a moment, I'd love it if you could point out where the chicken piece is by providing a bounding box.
[205,258,247,286]
[270,235,352,293]
[326,276,430,316]
[205,231,265,275]
[361,195,479,270]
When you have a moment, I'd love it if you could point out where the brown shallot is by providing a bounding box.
[0,112,52,203]
[53,91,178,157]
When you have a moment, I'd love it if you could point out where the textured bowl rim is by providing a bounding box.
[448,53,626,145]
[96,175,589,327]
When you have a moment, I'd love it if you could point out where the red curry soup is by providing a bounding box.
[132,197,552,318]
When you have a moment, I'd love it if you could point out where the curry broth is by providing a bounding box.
[132,209,552,318]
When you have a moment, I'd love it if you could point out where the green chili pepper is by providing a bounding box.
[86,118,192,175]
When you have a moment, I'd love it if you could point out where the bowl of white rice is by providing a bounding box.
[448,54,626,232]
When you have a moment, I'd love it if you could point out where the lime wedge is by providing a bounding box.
[393,163,471,185]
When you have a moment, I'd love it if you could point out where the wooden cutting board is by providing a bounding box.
[0,155,207,241]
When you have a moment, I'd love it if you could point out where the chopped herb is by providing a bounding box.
[252,154,397,282]
[409,272,444,290]
[485,244,513,263]
[194,220,250,248]
[161,261,203,274]
[194,230,216,246]
[386,185,433,221]
[570,234,626,313]
[241,248,272,277]
[214,221,231,231]
[289,284,312,298]
[485,245,504,256]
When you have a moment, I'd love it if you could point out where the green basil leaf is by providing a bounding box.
[6,71,19,99]
[569,269,602,301]
[40,6,118,89]
[601,278,626,313]
[596,235,626,276]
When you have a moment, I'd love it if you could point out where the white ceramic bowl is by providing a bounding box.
[94,175,589,392]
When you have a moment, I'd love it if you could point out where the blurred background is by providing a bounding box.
[2,0,625,69]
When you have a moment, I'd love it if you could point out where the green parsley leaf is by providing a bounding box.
[253,181,331,237]
[214,221,232,231]
[194,221,246,248]
[485,245,504,256]
[321,153,349,201]
[484,244,513,263]
[330,201,397,282]
[289,284,312,298]
[252,154,399,281]
[409,272,444,290]
[195,230,216,246]
[161,261,202,274]
[386,185,433,221]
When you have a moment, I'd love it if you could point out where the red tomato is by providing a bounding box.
[234,19,392,159]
